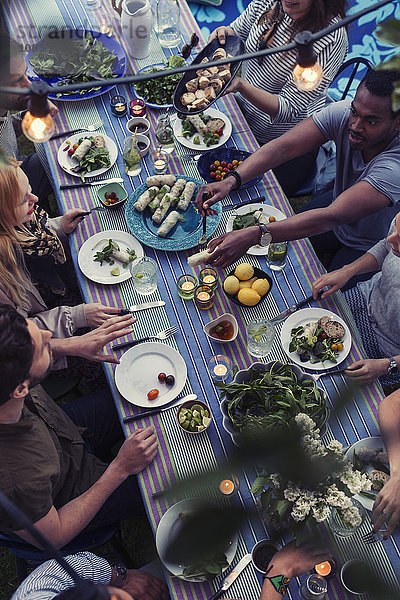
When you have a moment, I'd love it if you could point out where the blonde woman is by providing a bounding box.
[0,155,121,367]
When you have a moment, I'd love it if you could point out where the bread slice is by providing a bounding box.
[323,320,345,338]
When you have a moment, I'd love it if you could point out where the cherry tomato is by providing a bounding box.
[165,374,175,386]
[238,160,243,165]
[223,167,229,173]
[214,161,220,167]
[320,332,327,340]
[147,389,159,401]
[232,159,239,166]
[227,163,233,170]
[221,172,226,178]
[68,148,75,157]
[268,216,276,223]
[216,128,223,136]
[221,161,227,167]
[209,165,216,172]
[210,171,216,178]
[331,343,338,351]
[336,342,343,351]
[215,174,221,181]
[158,372,166,382]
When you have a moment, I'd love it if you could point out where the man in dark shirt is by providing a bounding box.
[0,307,158,548]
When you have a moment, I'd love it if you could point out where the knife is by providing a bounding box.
[119,301,166,314]
[209,553,252,600]
[269,289,324,325]
[123,393,197,423]
[222,196,266,212]
[60,177,123,190]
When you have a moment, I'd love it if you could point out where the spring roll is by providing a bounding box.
[157,211,181,237]
[152,193,175,224]
[177,181,196,211]
[187,246,217,266]
[146,174,176,187]
[71,138,92,161]
[133,186,159,212]
[187,115,208,136]
[169,178,186,199]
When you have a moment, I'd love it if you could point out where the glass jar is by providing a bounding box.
[177,274,198,299]
[300,575,327,599]
[194,284,214,310]
[156,0,181,48]
[328,498,367,538]
[155,115,174,154]
[123,137,142,177]
[199,267,218,289]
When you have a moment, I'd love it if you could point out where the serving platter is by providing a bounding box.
[26,29,127,101]
[57,132,118,179]
[78,230,143,285]
[280,308,352,371]
[225,203,287,256]
[115,342,187,407]
[345,436,387,511]
[125,174,221,251]
[173,108,232,151]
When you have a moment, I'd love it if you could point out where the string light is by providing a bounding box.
[21,81,55,142]
[293,31,323,92]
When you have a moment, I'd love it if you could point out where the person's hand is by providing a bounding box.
[208,26,236,44]
[119,569,169,600]
[203,227,260,268]
[372,475,400,539]
[115,426,158,476]
[345,358,389,386]
[61,209,87,233]
[265,541,332,579]
[48,100,59,116]
[312,268,352,300]
[64,313,136,364]
[195,180,235,216]
[84,303,124,328]
[223,75,242,95]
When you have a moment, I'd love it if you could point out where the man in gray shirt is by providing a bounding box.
[195,69,400,288]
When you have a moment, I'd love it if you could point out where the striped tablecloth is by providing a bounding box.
[3,0,400,597]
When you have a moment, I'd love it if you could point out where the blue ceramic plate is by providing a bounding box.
[26,30,127,101]
[197,148,263,188]
[125,175,221,251]
[131,63,174,110]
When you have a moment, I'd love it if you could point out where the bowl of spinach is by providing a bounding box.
[218,361,328,445]
[132,55,186,108]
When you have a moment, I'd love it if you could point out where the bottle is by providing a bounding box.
[156,0,181,48]
[155,114,174,154]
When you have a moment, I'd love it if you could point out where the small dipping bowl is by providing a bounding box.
[97,182,128,208]
[251,539,282,573]
[177,399,212,435]
[203,313,238,344]
[135,133,150,157]
[126,116,151,136]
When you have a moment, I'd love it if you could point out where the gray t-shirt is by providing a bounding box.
[357,219,400,357]
[313,100,400,252]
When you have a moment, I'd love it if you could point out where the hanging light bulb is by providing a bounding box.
[22,81,55,142]
[293,31,323,92]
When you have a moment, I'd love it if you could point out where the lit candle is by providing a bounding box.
[197,292,210,301]
[130,99,146,117]
[154,159,166,169]
[114,103,125,113]
[219,479,235,495]
[110,95,127,117]
[181,281,195,291]
[203,275,216,284]
[214,364,227,377]
[314,561,332,577]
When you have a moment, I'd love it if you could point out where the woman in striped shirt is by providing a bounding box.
[209,0,348,196]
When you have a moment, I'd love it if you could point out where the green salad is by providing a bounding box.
[134,55,186,105]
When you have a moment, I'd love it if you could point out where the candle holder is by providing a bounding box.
[177,274,198,299]
[219,474,239,496]
[194,284,214,310]
[110,95,127,117]
[199,267,218,289]
[151,148,170,175]
[313,560,336,579]
[208,354,233,382]
[129,98,146,117]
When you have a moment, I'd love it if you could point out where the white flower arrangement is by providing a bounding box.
[250,413,371,543]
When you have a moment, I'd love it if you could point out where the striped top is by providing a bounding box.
[230,0,348,143]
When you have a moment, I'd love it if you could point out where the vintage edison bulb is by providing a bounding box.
[293,62,323,91]
[22,111,55,142]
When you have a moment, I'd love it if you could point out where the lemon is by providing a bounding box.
[223,275,240,295]
[252,278,270,297]
[238,288,261,306]
[110,267,120,276]
[234,263,254,281]
[239,280,253,289]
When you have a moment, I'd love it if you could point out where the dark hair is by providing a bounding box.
[361,69,400,117]
[0,306,34,405]
[259,0,347,37]
[54,583,110,600]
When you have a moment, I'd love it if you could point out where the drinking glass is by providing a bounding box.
[246,320,275,357]
[155,115,174,154]
[130,257,158,295]
[267,242,288,271]
[123,136,142,176]
[300,574,327,599]
[156,0,181,47]
[328,498,367,538]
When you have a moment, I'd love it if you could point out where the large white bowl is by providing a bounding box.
[219,361,328,446]
[203,312,239,344]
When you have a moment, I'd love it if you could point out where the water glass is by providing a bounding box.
[123,136,142,176]
[156,0,181,47]
[246,320,275,357]
[328,498,367,538]
[130,257,158,295]
[300,574,327,599]
[267,242,288,271]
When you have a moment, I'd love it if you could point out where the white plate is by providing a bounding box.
[78,230,143,285]
[345,436,387,511]
[173,108,232,151]
[280,308,351,371]
[57,133,118,178]
[156,499,238,582]
[225,203,287,256]
[115,342,187,407]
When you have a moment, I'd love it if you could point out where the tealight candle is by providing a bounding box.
[207,354,233,382]
[194,285,214,310]
[197,292,210,301]
[219,474,239,496]
[214,363,227,377]
[182,281,195,291]
[110,95,127,117]
[177,274,198,299]
[151,149,169,175]
[129,99,146,117]
[199,267,218,290]
[314,560,335,578]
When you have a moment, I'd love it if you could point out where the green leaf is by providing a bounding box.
[250,476,270,495]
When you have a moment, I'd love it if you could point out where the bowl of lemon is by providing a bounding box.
[223,262,272,307]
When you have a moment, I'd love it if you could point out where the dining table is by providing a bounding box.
[4,0,400,597]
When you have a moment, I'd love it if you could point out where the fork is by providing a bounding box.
[362,529,385,544]
[51,120,103,139]
[111,326,179,351]
[313,367,349,381]
[180,152,202,161]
